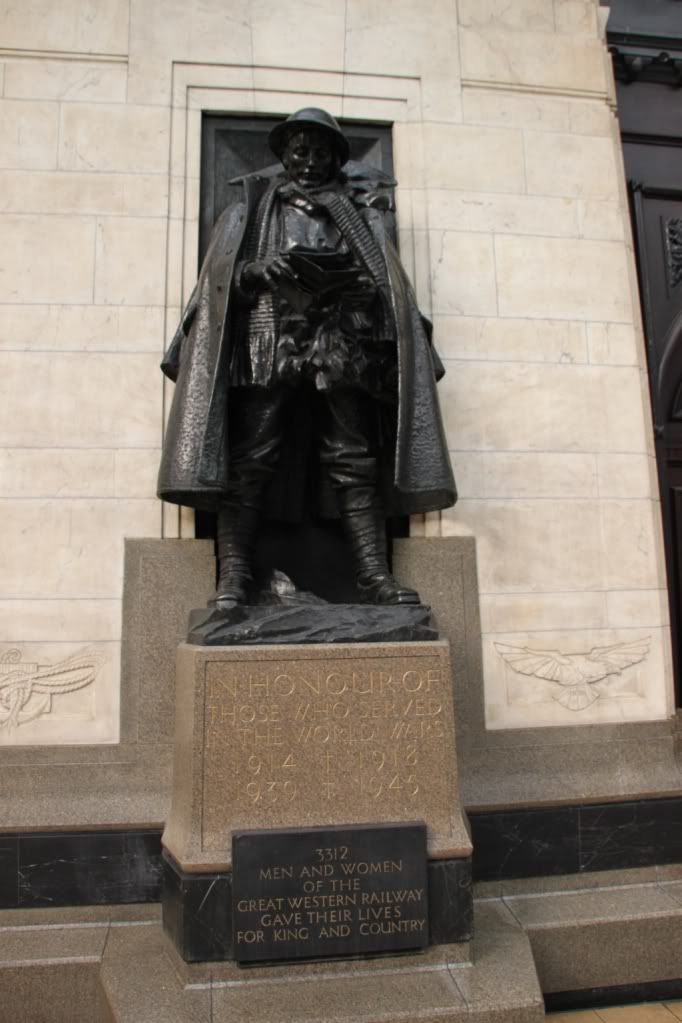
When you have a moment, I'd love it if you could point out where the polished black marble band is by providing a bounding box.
[2,796,681,910]
[545,979,682,1014]
[162,851,473,963]
[469,795,682,881]
[0,830,162,909]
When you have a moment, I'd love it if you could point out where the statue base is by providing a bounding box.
[161,638,472,963]
[187,602,437,645]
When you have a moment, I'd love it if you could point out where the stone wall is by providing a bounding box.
[0,0,672,752]
[438,1,672,730]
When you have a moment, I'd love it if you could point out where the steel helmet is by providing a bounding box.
[268,107,350,166]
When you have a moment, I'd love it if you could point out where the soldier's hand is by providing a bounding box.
[240,260,270,292]
[241,258,298,293]
[262,257,299,291]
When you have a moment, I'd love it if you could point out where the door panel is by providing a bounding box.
[624,130,682,702]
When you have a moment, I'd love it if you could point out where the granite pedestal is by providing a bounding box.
[162,639,472,962]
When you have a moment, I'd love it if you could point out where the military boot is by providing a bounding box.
[336,486,420,605]
[213,501,261,606]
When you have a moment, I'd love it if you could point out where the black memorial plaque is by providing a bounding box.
[232,823,428,963]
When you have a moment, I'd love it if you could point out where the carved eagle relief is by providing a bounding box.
[494,637,651,711]
[0,648,103,733]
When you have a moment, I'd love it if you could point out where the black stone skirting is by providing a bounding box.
[545,979,682,1014]
[2,795,682,910]
[162,851,473,963]
[469,795,682,881]
[0,830,162,909]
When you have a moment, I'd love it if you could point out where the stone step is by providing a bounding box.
[100,901,543,1023]
[0,902,543,1023]
[477,875,682,998]
[3,875,680,1020]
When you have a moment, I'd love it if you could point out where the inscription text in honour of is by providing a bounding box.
[202,653,451,846]
[232,823,429,962]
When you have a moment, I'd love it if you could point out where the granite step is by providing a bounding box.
[3,874,680,1020]
[0,902,544,1023]
[476,874,682,1000]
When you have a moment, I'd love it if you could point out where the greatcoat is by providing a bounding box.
[157,162,456,519]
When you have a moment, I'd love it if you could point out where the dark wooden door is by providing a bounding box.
[618,79,682,703]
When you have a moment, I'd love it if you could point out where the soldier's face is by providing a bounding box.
[283,129,335,187]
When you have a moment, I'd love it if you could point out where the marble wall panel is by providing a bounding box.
[458,0,554,31]
[524,131,621,199]
[439,362,647,454]
[567,101,614,137]
[113,450,161,499]
[0,215,95,305]
[480,591,609,635]
[396,189,427,234]
[126,55,174,107]
[344,0,460,120]
[128,0,252,66]
[251,67,345,97]
[600,499,665,591]
[0,353,161,448]
[341,94,410,124]
[345,0,457,75]
[463,86,614,137]
[0,170,168,218]
[0,305,164,352]
[554,0,599,36]
[444,498,604,594]
[3,60,127,103]
[0,101,58,170]
[94,217,167,306]
[432,316,588,364]
[0,499,160,599]
[453,451,598,499]
[0,447,159,501]
[0,449,116,498]
[420,71,463,125]
[0,599,121,642]
[0,640,120,746]
[0,0,129,55]
[58,104,170,174]
[392,123,424,192]
[577,199,625,241]
[430,231,498,316]
[426,190,579,238]
[252,90,343,119]
[423,123,526,193]
[586,322,639,366]
[606,590,670,629]
[596,454,655,499]
[495,235,633,322]
[483,626,669,729]
[250,0,346,71]
[460,28,607,93]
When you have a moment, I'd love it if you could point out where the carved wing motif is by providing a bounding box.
[494,644,582,685]
[495,637,651,712]
[585,637,651,673]
[0,648,103,732]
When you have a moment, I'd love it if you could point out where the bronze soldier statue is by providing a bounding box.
[158,108,455,606]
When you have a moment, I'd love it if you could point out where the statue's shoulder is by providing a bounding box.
[341,160,397,212]
[228,164,285,187]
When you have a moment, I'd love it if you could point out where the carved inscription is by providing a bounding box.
[232,824,428,962]
[201,653,451,848]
